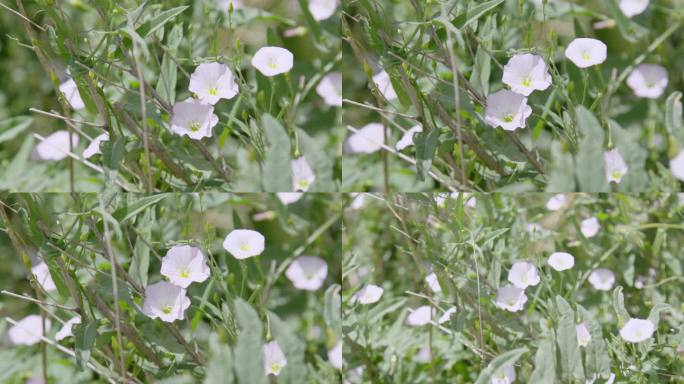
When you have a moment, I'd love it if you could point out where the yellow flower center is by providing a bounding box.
[611,171,622,180]
[180,269,190,278]
[209,87,218,96]
[267,58,278,70]
[270,363,281,373]
[190,122,201,132]
[162,305,172,314]
[582,51,591,61]
[240,243,250,251]
[521,77,531,87]
[503,114,514,123]
[297,179,310,190]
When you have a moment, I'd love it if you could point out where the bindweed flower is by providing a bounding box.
[576,322,592,347]
[277,192,303,205]
[308,0,337,21]
[218,0,244,11]
[188,62,239,105]
[425,272,442,293]
[565,38,607,68]
[82,133,109,159]
[328,341,342,369]
[263,340,287,376]
[619,318,655,342]
[251,47,294,77]
[285,256,328,291]
[142,281,191,322]
[406,306,433,326]
[223,229,265,259]
[59,78,85,110]
[35,131,79,161]
[484,90,532,131]
[502,54,552,96]
[626,64,668,99]
[669,150,684,180]
[548,252,575,271]
[353,284,383,304]
[546,194,566,211]
[315,72,342,107]
[350,193,366,210]
[395,125,423,151]
[31,261,56,292]
[347,123,385,154]
[507,262,540,289]
[588,268,615,291]
[619,0,649,17]
[495,285,527,312]
[580,217,600,238]
[171,99,219,140]
[438,307,457,324]
[604,148,628,183]
[160,245,210,288]
[292,156,316,192]
[55,316,81,341]
[372,70,397,100]
[8,315,51,345]
[491,365,516,384]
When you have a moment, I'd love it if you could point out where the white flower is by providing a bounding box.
[218,0,244,11]
[263,340,287,376]
[277,192,304,205]
[82,133,109,159]
[604,148,628,183]
[142,281,191,322]
[491,364,516,384]
[548,252,575,271]
[565,38,607,68]
[670,150,684,180]
[619,318,655,342]
[415,347,431,363]
[495,285,528,312]
[588,268,615,291]
[285,256,328,291]
[308,0,337,21]
[328,340,342,369]
[502,54,552,96]
[251,47,294,77]
[372,70,397,100]
[31,261,56,292]
[347,123,385,154]
[55,316,81,341]
[8,315,51,345]
[484,90,532,131]
[315,72,342,107]
[546,194,566,211]
[160,245,210,288]
[406,305,433,326]
[425,272,442,293]
[438,307,457,324]
[507,262,540,289]
[396,125,423,150]
[223,229,265,259]
[189,62,239,105]
[576,322,592,347]
[292,156,316,192]
[353,284,383,304]
[619,0,649,17]
[170,99,218,140]
[59,78,85,110]
[350,193,366,210]
[626,64,668,99]
[35,130,79,161]
[580,217,600,238]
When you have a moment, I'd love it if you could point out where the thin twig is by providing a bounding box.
[1,290,78,311]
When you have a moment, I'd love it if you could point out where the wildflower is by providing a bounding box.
[82,133,109,159]
[565,38,607,68]
[328,341,342,369]
[425,272,442,293]
[502,53,552,96]
[8,315,51,345]
[395,125,423,151]
[188,62,239,105]
[223,229,265,259]
[507,262,540,289]
[548,252,575,271]
[285,256,328,291]
[670,150,684,180]
[350,193,366,210]
[353,284,383,304]
[580,217,600,238]
[35,131,79,161]
[438,307,457,324]
[604,148,628,183]
[277,192,304,205]
[406,306,433,326]
[626,64,668,99]
[170,99,219,140]
[491,365,516,384]
[619,318,655,342]
[546,194,566,211]
[263,340,287,376]
[251,47,294,77]
[619,0,649,17]
[347,123,385,153]
[372,70,398,100]
[55,316,81,341]
[160,245,210,288]
[142,281,191,322]
[576,322,592,347]
[31,261,56,292]
[495,285,528,312]
[218,0,244,11]
[292,156,316,192]
[588,268,615,291]
[315,72,342,107]
[308,0,338,21]
[59,78,85,110]
[484,90,532,131]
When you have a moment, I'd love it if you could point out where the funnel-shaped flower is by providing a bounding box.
[352,284,383,304]
[171,99,218,140]
[626,64,668,99]
[484,90,532,131]
[8,315,51,345]
[83,133,109,159]
[56,316,81,341]
[36,131,79,161]
[502,54,552,96]
[251,47,294,77]
[31,261,56,292]
[588,268,615,291]
[565,38,607,68]
[223,229,265,259]
[372,70,397,100]
[160,245,210,288]
[59,78,85,110]
[347,123,385,153]
[292,156,316,192]
[189,62,239,105]
[495,285,527,312]
[604,148,628,183]
[142,281,191,322]
[285,256,328,291]
[507,261,540,289]
[620,318,655,342]
[316,72,342,107]
[263,340,287,376]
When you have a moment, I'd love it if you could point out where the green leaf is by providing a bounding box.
[612,286,629,326]
[112,194,167,223]
[545,141,576,192]
[666,91,683,143]
[575,106,608,192]
[577,305,611,378]
[606,0,648,42]
[129,209,153,288]
[414,128,440,181]
[233,299,267,384]
[647,303,670,328]
[203,334,235,384]
[555,295,585,381]
[73,320,97,371]
[324,284,341,334]
[529,335,556,383]
[156,23,183,104]
[137,6,189,38]
[262,114,292,192]
[0,116,33,143]
[268,311,308,382]
[474,347,527,384]
[453,0,505,30]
